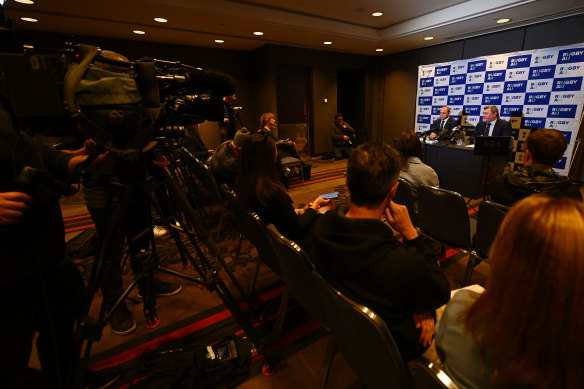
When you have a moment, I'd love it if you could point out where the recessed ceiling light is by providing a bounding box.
[154,17,167,23]
[215,39,224,43]
[424,36,434,40]
[497,18,511,24]
[15,0,35,4]
[323,41,332,45]
[133,30,146,35]
[21,17,38,22]
[376,48,384,52]
[372,12,383,17]
[253,31,264,36]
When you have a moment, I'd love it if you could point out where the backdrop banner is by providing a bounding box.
[415,43,584,175]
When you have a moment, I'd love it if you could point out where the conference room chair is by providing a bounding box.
[464,200,510,285]
[182,150,230,239]
[220,184,281,295]
[394,177,418,225]
[264,224,335,379]
[313,271,410,389]
[414,359,460,389]
[417,185,477,285]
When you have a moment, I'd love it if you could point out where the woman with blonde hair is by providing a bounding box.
[436,195,584,389]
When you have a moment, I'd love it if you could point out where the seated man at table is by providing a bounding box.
[471,105,512,142]
[429,106,458,140]
[489,128,583,206]
[303,142,450,362]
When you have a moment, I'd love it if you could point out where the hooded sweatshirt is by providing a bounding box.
[490,165,582,206]
[303,207,450,361]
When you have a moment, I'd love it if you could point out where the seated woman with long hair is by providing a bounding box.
[436,195,584,389]
[395,130,438,214]
[234,134,332,242]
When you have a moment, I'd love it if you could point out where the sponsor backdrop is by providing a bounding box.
[415,43,584,175]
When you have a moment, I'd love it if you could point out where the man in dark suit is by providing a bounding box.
[472,105,512,142]
[429,106,458,140]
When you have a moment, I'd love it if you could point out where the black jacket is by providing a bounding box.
[490,165,583,206]
[303,207,450,361]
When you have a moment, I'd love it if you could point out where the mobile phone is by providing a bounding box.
[319,192,338,199]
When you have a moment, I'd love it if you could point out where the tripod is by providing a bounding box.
[68,139,267,388]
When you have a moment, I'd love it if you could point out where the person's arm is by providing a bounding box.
[342,121,356,135]
[330,125,345,142]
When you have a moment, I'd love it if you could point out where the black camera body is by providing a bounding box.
[0,44,235,151]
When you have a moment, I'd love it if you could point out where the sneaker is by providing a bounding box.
[153,225,168,237]
[138,278,182,298]
[109,304,136,336]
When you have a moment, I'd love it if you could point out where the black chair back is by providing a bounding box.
[394,177,418,224]
[265,224,328,326]
[221,184,280,275]
[182,148,224,205]
[414,360,460,389]
[313,271,410,389]
[417,185,473,250]
[473,200,510,259]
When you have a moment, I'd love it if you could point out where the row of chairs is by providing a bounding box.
[184,154,460,387]
[394,178,509,285]
[219,183,458,388]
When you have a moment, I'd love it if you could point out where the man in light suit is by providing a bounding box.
[471,105,512,142]
[429,106,458,140]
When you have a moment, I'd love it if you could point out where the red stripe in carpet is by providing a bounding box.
[65,224,95,233]
[90,285,287,371]
[63,213,92,221]
[89,309,234,371]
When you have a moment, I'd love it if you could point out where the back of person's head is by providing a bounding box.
[466,195,584,388]
[395,130,422,160]
[260,112,275,128]
[235,133,285,207]
[524,128,567,166]
[347,142,402,208]
[232,128,250,149]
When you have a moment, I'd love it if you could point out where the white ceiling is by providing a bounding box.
[5,0,584,56]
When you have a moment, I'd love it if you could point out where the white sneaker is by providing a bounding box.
[153,225,169,237]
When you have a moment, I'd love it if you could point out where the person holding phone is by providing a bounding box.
[235,134,333,243]
[303,142,450,363]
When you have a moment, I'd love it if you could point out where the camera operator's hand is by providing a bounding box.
[208,149,215,156]
[343,135,349,140]
[0,192,33,225]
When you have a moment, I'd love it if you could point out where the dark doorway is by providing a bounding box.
[276,64,312,155]
[337,69,366,143]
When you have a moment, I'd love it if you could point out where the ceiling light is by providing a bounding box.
[424,36,434,40]
[215,39,224,43]
[253,31,264,36]
[133,30,146,35]
[21,17,38,22]
[372,12,383,17]
[154,17,167,23]
[376,48,384,52]
[15,0,35,4]
[323,41,332,45]
[497,18,511,24]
